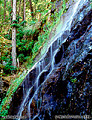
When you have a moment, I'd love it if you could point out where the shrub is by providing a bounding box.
[3,62,17,74]
[18,54,25,63]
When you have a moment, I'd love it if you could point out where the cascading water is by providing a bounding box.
[14,0,92,119]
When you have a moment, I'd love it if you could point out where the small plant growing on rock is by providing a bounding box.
[70,77,77,83]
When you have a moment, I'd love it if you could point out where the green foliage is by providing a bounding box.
[23,28,32,36]
[18,54,25,62]
[70,77,77,83]
[16,26,24,40]
[33,0,38,4]
[3,62,17,74]
[29,20,36,25]
[20,20,27,25]
[16,16,22,22]
[32,42,39,54]
[4,34,11,40]
[23,25,38,37]
[1,55,10,62]
[17,39,34,54]
[11,23,20,28]
[0,71,27,117]
[27,40,34,50]
[1,51,17,74]
[12,20,18,23]
[16,38,34,63]
[62,0,66,8]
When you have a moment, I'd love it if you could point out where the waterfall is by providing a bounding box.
[38,62,41,73]
[36,62,41,88]
[17,0,90,119]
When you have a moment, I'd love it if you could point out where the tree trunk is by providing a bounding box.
[11,0,13,8]
[23,0,26,22]
[23,0,26,39]
[10,0,13,23]
[18,0,21,22]
[0,5,1,19]
[4,0,6,21]
[29,0,34,18]
[12,0,17,67]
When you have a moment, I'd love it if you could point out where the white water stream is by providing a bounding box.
[17,0,88,119]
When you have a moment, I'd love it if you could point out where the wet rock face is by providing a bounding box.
[31,4,92,119]
[9,86,23,115]
[9,0,92,119]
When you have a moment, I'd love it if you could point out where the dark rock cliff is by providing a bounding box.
[9,0,92,120]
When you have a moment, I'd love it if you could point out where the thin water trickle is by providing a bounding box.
[58,37,60,46]
[17,86,33,120]
[66,62,69,72]
[50,44,53,60]
[52,49,58,69]
[36,70,47,89]
[28,69,53,120]
[28,69,47,120]
[23,84,25,99]
[42,60,44,70]
[38,62,41,73]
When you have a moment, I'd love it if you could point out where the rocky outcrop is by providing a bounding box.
[9,0,92,119]
[30,6,92,120]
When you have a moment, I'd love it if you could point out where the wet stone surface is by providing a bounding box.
[9,0,92,120]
